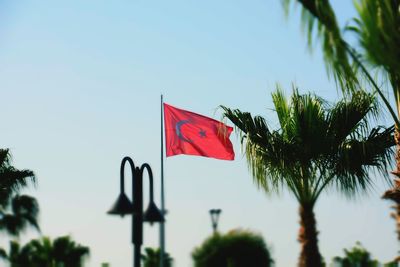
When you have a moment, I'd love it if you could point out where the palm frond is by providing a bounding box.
[289,90,329,160]
[0,149,11,168]
[0,167,36,207]
[0,214,24,236]
[272,85,291,133]
[353,0,400,75]
[352,0,400,113]
[327,90,378,143]
[282,0,400,125]
[0,195,40,236]
[334,125,395,196]
[11,195,40,231]
[0,247,7,260]
[221,105,302,197]
[281,0,358,90]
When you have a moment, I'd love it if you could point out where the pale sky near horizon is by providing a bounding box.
[0,1,397,266]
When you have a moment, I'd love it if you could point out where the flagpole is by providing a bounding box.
[160,94,165,267]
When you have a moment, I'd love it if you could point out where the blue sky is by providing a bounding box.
[0,1,397,266]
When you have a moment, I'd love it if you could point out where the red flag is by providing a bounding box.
[164,103,235,160]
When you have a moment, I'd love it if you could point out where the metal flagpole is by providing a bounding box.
[160,94,165,267]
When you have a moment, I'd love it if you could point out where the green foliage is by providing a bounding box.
[0,236,90,267]
[383,261,398,267]
[0,149,39,237]
[141,247,173,267]
[281,0,400,260]
[352,0,400,81]
[223,87,394,266]
[282,0,400,125]
[352,0,400,116]
[281,0,357,91]
[332,242,380,267]
[192,229,273,267]
[222,87,394,205]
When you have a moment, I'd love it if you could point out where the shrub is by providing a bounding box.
[192,229,273,267]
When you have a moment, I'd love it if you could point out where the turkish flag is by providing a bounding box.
[164,103,235,160]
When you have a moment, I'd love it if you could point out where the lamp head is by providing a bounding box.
[209,209,222,215]
[107,193,134,217]
[209,208,222,229]
[143,201,165,225]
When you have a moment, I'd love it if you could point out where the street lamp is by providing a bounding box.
[108,157,165,267]
[209,209,222,234]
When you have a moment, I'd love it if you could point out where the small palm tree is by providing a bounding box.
[0,240,40,267]
[222,88,394,267]
[52,236,90,267]
[333,242,380,267]
[141,247,173,267]
[1,236,90,267]
[0,149,39,236]
[26,237,60,267]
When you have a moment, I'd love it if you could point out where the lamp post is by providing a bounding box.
[108,157,165,267]
[209,209,222,234]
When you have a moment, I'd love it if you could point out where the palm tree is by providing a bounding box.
[1,236,90,267]
[352,0,400,249]
[222,87,394,267]
[141,247,173,267]
[281,0,400,246]
[52,236,90,267]
[23,237,53,267]
[333,242,380,267]
[0,149,39,236]
[0,240,36,267]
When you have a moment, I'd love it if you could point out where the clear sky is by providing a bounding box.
[0,1,397,266]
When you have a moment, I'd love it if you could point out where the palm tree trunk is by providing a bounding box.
[298,203,322,267]
[383,126,400,239]
[383,124,400,263]
[393,204,400,242]
[381,76,400,263]
[394,127,400,243]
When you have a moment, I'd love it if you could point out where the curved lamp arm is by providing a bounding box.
[140,163,154,202]
[120,156,136,194]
